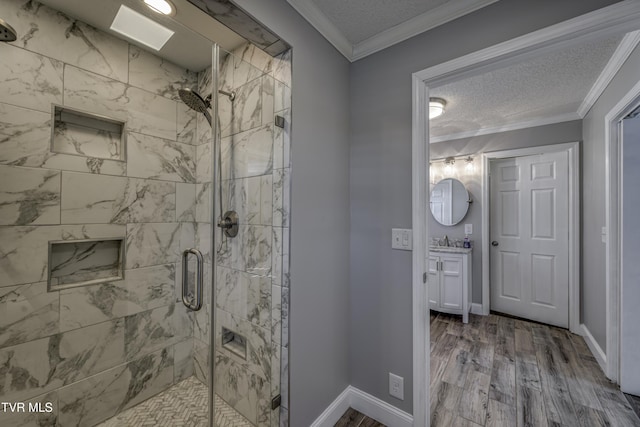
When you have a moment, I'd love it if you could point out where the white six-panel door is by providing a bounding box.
[490,151,569,328]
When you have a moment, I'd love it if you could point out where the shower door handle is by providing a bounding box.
[182,248,204,311]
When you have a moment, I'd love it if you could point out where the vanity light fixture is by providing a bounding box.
[443,156,455,174]
[429,97,446,119]
[465,156,474,172]
[144,0,175,16]
[110,5,174,51]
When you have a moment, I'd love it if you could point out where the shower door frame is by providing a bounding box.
[208,42,220,427]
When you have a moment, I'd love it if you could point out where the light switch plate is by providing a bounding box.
[465,224,473,235]
[392,228,413,250]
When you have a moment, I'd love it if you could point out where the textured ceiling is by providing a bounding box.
[429,35,623,140]
[38,0,245,71]
[312,0,451,44]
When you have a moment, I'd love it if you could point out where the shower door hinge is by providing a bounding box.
[271,394,282,410]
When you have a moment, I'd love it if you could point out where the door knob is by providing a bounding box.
[491,241,499,246]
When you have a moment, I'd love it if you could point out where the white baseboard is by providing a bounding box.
[310,386,413,427]
[471,303,484,315]
[581,323,607,373]
[309,387,352,427]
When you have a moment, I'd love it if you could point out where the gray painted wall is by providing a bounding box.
[582,44,640,349]
[350,0,620,414]
[234,1,352,425]
[430,120,583,304]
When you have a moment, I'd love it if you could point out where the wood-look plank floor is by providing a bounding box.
[430,311,640,427]
[335,408,385,427]
[335,312,640,427]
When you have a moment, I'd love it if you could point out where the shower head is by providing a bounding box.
[178,88,210,114]
[0,18,17,42]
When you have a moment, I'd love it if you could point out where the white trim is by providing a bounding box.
[430,113,580,144]
[411,74,429,427]
[351,0,499,61]
[604,79,640,382]
[481,143,581,334]
[471,303,484,315]
[582,323,608,373]
[284,0,352,59]
[310,386,413,427]
[481,155,491,315]
[415,0,640,86]
[309,387,352,427]
[578,31,640,117]
[285,0,497,62]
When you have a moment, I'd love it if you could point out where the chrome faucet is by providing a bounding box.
[443,235,450,247]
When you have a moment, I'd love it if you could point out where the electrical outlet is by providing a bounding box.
[465,223,473,235]
[389,373,404,400]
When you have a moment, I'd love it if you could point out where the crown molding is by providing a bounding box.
[429,112,581,143]
[577,30,640,118]
[415,0,640,85]
[287,0,498,62]
[351,0,499,61]
[285,0,352,59]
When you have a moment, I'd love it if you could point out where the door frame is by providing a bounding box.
[411,4,640,425]
[481,143,581,333]
[604,80,640,382]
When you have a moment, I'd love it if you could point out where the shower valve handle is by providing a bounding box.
[217,211,239,238]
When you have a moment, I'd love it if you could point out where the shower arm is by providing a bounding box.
[217,90,236,101]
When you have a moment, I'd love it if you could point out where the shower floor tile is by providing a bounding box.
[98,376,252,427]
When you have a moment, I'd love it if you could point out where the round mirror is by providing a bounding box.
[430,178,470,226]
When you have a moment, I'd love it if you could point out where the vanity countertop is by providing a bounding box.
[429,246,472,254]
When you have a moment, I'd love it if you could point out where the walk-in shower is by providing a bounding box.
[0,0,291,425]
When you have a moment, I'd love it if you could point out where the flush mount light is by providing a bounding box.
[144,0,175,16]
[110,5,174,51]
[429,97,446,119]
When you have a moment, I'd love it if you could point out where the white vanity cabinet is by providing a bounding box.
[428,248,472,323]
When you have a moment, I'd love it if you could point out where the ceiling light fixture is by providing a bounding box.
[110,5,174,51]
[429,97,446,119]
[143,0,175,16]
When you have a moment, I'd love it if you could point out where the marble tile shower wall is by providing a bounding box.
[0,1,204,426]
[209,44,291,427]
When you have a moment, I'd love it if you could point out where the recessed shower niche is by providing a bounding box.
[51,104,127,162]
[47,237,125,291]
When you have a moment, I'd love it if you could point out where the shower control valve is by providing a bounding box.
[217,210,239,238]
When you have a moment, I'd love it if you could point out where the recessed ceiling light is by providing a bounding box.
[429,97,446,119]
[110,5,174,51]
[144,0,175,16]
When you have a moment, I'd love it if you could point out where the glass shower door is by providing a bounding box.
[212,45,291,427]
